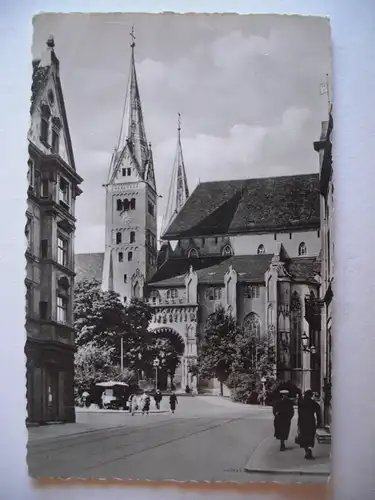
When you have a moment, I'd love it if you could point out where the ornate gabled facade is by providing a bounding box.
[144,173,322,392]
[312,108,333,427]
[26,36,83,423]
[102,29,158,300]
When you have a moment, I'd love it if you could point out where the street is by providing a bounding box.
[27,396,328,484]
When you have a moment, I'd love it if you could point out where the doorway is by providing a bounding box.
[46,368,60,421]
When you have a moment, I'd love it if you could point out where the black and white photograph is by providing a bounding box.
[26,12,333,484]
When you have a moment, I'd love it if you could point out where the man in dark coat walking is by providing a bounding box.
[297,389,322,459]
[273,389,295,451]
[169,392,178,414]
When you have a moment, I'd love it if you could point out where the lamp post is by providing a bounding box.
[153,357,160,390]
[261,376,267,406]
[301,332,316,354]
[120,336,124,373]
[137,353,142,385]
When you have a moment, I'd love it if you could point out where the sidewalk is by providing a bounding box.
[245,419,331,476]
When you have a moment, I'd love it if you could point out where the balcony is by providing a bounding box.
[304,293,323,331]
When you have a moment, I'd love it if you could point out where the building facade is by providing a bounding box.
[75,33,323,394]
[313,109,334,427]
[26,37,83,424]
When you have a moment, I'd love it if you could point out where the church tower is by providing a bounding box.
[161,113,189,237]
[102,28,158,301]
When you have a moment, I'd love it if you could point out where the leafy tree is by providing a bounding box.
[74,279,126,350]
[197,306,240,393]
[74,341,115,392]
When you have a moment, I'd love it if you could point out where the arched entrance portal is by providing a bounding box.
[152,328,185,391]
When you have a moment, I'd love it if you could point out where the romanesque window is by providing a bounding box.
[257,244,265,255]
[58,176,70,208]
[243,312,261,338]
[119,252,123,262]
[244,285,260,299]
[127,168,131,176]
[207,287,222,300]
[123,199,130,211]
[298,242,307,256]
[122,168,126,176]
[130,198,136,210]
[27,158,35,189]
[117,199,123,211]
[41,179,49,198]
[51,128,60,154]
[57,236,68,267]
[188,248,199,259]
[150,290,160,303]
[25,217,32,252]
[167,289,178,299]
[128,251,133,262]
[148,201,155,216]
[123,274,127,283]
[56,296,68,324]
[290,291,302,369]
[116,232,122,244]
[130,231,135,243]
[222,245,233,257]
[40,104,51,144]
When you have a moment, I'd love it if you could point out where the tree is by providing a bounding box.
[74,279,126,351]
[74,341,115,393]
[197,306,240,393]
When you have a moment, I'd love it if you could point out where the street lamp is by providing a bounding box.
[153,357,160,390]
[137,353,142,385]
[301,332,317,354]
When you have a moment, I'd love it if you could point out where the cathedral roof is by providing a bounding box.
[75,253,104,283]
[162,173,320,239]
[148,255,320,288]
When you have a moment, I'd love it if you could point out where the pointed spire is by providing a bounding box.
[161,113,190,236]
[107,26,150,183]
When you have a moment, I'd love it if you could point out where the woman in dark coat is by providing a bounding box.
[169,392,178,414]
[297,389,322,459]
[273,389,295,451]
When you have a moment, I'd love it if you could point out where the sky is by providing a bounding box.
[32,13,331,254]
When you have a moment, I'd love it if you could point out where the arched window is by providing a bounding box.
[116,199,123,211]
[222,245,233,257]
[150,290,160,304]
[166,289,178,299]
[257,244,265,255]
[123,199,130,211]
[291,291,302,369]
[298,242,307,256]
[244,285,260,299]
[130,198,136,210]
[128,251,133,262]
[188,248,199,259]
[130,231,135,243]
[243,312,261,338]
[116,232,122,244]
[118,252,123,262]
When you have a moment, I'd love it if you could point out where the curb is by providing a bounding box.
[244,467,330,477]
[76,409,169,414]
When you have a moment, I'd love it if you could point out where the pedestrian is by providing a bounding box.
[128,394,134,414]
[185,385,190,394]
[297,389,322,460]
[142,392,150,415]
[82,390,90,408]
[272,389,294,451]
[154,389,162,410]
[169,392,178,414]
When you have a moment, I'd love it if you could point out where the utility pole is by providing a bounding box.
[120,336,124,373]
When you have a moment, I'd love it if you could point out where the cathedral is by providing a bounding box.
[75,33,322,395]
